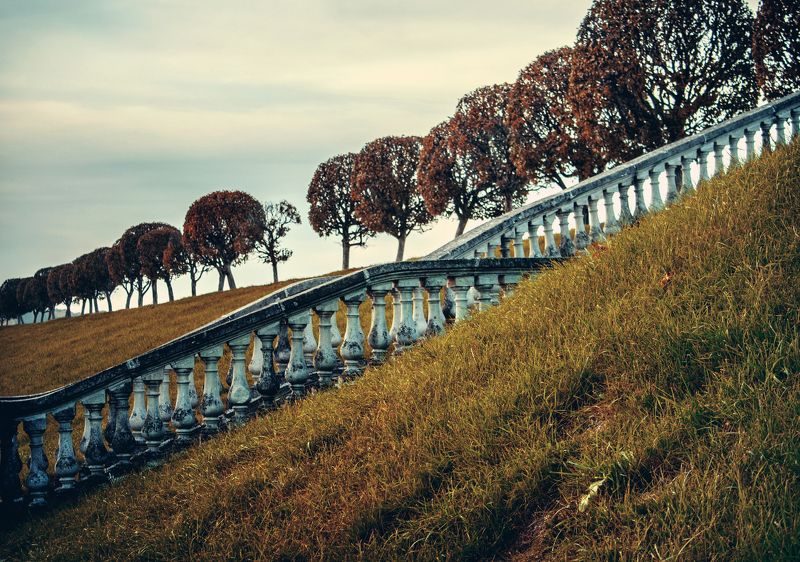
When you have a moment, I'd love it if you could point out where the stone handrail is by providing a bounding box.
[427,90,800,261]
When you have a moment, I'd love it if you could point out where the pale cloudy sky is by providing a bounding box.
[1,0,617,305]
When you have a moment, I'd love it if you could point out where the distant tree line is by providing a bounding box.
[307,0,797,262]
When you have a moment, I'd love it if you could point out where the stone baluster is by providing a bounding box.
[367,283,392,364]
[330,309,344,374]
[680,155,695,193]
[665,164,679,205]
[285,313,311,396]
[617,181,634,226]
[389,288,401,343]
[312,302,339,388]
[728,134,740,166]
[23,415,49,506]
[0,421,23,504]
[573,202,591,252]
[171,358,199,445]
[423,276,447,337]
[601,188,620,235]
[129,376,147,445]
[513,227,525,258]
[141,372,166,456]
[474,275,498,312]
[713,141,725,175]
[632,175,648,220]
[228,334,253,420]
[451,277,472,322]
[340,291,366,377]
[588,195,605,242]
[108,381,136,466]
[542,214,560,257]
[394,280,417,354]
[104,390,116,447]
[159,366,173,435]
[649,168,664,211]
[775,113,786,145]
[744,128,757,160]
[442,285,456,322]
[81,390,110,478]
[698,147,711,182]
[791,110,800,139]
[412,287,427,339]
[487,240,500,259]
[302,310,317,367]
[527,220,544,257]
[274,320,291,380]
[198,346,225,432]
[501,273,522,297]
[498,236,510,258]
[556,208,575,257]
[248,335,264,405]
[53,405,79,492]
[760,120,772,152]
[255,324,280,407]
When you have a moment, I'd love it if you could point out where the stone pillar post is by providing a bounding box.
[527,220,543,257]
[302,310,316,367]
[632,175,648,220]
[474,274,498,312]
[255,324,280,407]
[412,287,427,340]
[0,421,22,504]
[171,358,198,445]
[617,182,634,226]
[389,288,401,343]
[23,415,49,506]
[227,335,253,420]
[556,208,575,257]
[53,405,79,491]
[159,366,173,435]
[248,335,264,405]
[367,283,392,364]
[274,320,291,380]
[791,110,800,139]
[108,381,136,464]
[542,214,560,257]
[760,121,771,152]
[573,202,591,252]
[199,346,225,432]
[775,114,786,145]
[698,147,711,182]
[649,168,664,211]
[81,390,110,478]
[680,155,695,193]
[713,142,725,175]
[601,189,620,235]
[104,390,116,447]
[285,313,311,396]
[394,280,417,354]
[728,134,740,166]
[340,290,366,377]
[588,195,605,242]
[330,309,344,374]
[451,277,473,322]
[744,128,756,160]
[312,302,339,388]
[141,372,165,455]
[513,227,525,258]
[664,164,678,205]
[129,376,147,445]
[423,276,446,337]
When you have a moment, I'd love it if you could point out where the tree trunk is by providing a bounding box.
[125,289,132,309]
[504,195,512,213]
[104,291,113,312]
[225,264,237,289]
[151,280,158,305]
[137,280,144,307]
[395,234,406,262]
[165,279,174,302]
[81,299,86,315]
[93,297,99,312]
[33,311,39,323]
[455,216,468,238]
[190,277,197,297]
[217,270,225,291]
[65,302,71,318]
[271,261,279,284]
[342,242,350,270]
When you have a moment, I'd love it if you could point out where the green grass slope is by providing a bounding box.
[1,142,798,561]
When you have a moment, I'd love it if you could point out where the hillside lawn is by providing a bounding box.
[0,141,798,560]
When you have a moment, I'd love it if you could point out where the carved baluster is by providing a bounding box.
[475,275,498,312]
[680,155,695,193]
[775,113,786,145]
[394,280,417,353]
[513,227,525,258]
[107,382,135,466]
[527,220,544,257]
[367,283,392,364]
[228,335,253,420]
[649,168,664,211]
[744,128,757,160]
[81,391,110,478]
[104,390,116,446]
[556,208,575,257]
[728,134,740,166]
[541,214,559,257]
[302,310,316,367]
[285,313,311,396]
[601,189,620,235]
[423,276,446,337]
[698,147,711,182]
[487,241,500,259]
[389,288,401,343]
[23,415,49,506]
[617,182,634,226]
[141,372,165,456]
[451,278,472,322]
[129,376,147,445]
[574,202,591,252]
[274,320,291,380]
[665,164,679,205]
[313,302,339,388]
[159,366,173,435]
[588,195,605,242]
[760,121,772,152]
[340,291,367,375]
[713,141,725,175]
[330,309,344,375]
[412,287,427,339]
[188,360,199,411]
[632,175,648,220]
[248,334,264,404]
[199,346,225,432]
[791,110,800,139]
[0,421,23,504]
[255,324,280,407]
[53,405,79,492]
[171,358,199,445]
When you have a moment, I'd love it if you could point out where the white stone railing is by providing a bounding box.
[0,257,554,508]
[427,90,800,261]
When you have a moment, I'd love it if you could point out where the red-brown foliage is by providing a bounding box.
[107,223,169,308]
[753,0,800,100]
[138,226,183,303]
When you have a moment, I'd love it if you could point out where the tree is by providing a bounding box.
[138,226,183,304]
[183,190,266,291]
[307,153,374,268]
[164,231,208,297]
[107,223,169,307]
[753,0,800,100]
[507,47,606,191]
[0,278,24,325]
[257,200,301,283]
[570,0,758,163]
[47,264,76,318]
[33,268,55,320]
[352,136,434,261]
[16,275,48,323]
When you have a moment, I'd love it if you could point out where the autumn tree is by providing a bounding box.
[506,47,606,191]
[107,223,169,308]
[16,274,49,323]
[15,278,35,322]
[353,136,434,261]
[164,231,208,297]
[138,225,183,304]
[307,153,374,268]
[0,278,24,325]
[47,264,76,318]
[570,0,758,163]
[183,190,266,291]
[257,200,301,283]
[753,0,800,100]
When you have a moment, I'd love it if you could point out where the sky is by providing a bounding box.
[1,0,632,307]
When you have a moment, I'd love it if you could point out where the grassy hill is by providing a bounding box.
[1,142,798,560]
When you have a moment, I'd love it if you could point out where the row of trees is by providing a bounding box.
[307,0,798,263]
[0,192,302,324]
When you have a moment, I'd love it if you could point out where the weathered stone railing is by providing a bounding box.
[427,90,800,261]
[0,258,556,507]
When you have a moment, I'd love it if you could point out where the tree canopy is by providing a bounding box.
[753,0,800,100]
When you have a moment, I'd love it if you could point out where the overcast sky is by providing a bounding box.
[1,0,632,305]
